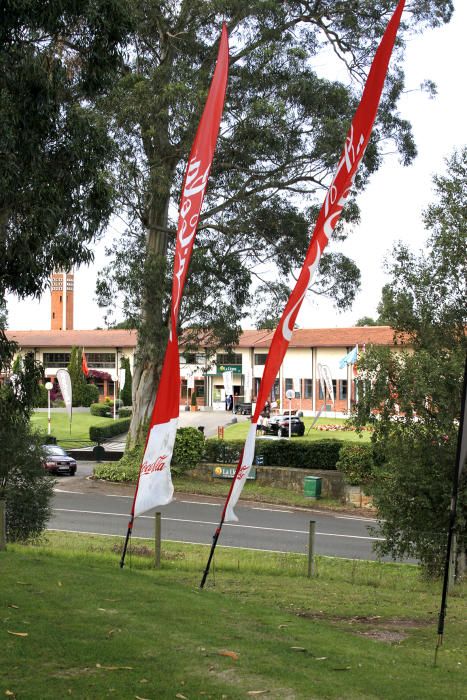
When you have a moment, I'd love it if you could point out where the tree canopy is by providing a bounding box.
[354,147,466,577]
[0,0,132,301]
[93,0,453,441]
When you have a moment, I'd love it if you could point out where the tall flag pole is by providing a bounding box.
[201,0,406,588]
[120,25,229,568]
[435,353,467,662]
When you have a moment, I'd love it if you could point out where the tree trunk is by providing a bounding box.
[127,170,173,448]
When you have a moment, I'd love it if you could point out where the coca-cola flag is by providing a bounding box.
[131,25,229,517]
[224,0,406,522]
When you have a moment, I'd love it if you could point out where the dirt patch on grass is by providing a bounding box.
[359,629,409,643]
[296,611,429,643]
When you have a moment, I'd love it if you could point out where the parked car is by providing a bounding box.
[233,402,252,415]
[42,445,77,476]
[265,415,305,438]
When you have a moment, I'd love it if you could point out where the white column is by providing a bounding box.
[62,271,67,330]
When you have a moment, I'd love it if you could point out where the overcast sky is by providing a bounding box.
[7,2,466,331]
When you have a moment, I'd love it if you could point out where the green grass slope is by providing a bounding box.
[1,535,465,699]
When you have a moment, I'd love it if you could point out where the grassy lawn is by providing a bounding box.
[173,475,344,510]
[1,533,465,699]
[30,411,124,445]
[225,416,371,442]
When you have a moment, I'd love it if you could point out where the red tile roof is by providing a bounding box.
[238,327,397,348]
[6,326,397,349]
[6,329,137,348]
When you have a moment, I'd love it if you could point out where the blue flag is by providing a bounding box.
[339,345,358,369]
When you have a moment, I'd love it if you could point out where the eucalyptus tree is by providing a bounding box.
[0,0,132,303]
[354,148,467,577]
[94,0,453,443]
[0,0,131,544]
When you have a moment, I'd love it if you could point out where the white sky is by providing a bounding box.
[7,2,467,331]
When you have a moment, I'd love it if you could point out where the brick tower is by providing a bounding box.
[50,271,74,330]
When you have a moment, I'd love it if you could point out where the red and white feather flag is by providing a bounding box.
[223,0,406,522]
[129,26,229,518]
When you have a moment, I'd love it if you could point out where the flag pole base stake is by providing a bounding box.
[120,519,133,568]
[200,527,221,588]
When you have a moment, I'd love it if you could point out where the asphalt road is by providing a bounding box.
[49,465,388,561]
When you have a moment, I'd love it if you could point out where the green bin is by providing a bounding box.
[304,476,322,499]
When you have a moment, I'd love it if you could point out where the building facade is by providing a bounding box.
[6,326,396,415]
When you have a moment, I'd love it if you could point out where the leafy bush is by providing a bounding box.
[95,427,204,482]
[94,456,139,482]
[2,432,55,543]
[90,402,111,417]
[203,438,345,469]
[119,356,132,406]
[6,467,55,542]
[172,427,205,474]
[336,444,375,485]
[89,417,131,441]
[34,383,48,408]
[118,406,132,418]
[52,399,65,408]
[81,383,100,407]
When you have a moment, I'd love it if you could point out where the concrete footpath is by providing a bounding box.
[72,409,248,455]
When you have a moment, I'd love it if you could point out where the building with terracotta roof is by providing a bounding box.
[6,326,398,415]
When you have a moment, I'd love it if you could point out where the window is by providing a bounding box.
[339,379,348,400]
[180,379,188,399]
[195,379,205,398]
[254,354,267,365]
[217,353,242,366]
[86,353,116,368]
[271,378,280,402]
[319,379,337,400]
[285,378,293,392]
[43,352,71,368]
[304,378,313,399]
[181,352,206,365]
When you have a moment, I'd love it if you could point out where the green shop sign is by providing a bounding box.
[218,364,242,374]
[212,465,256,480]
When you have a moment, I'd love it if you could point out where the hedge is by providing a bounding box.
[89,417,131,442]
[203,438,347,470]
[118,406,132,418]
[90,403,111,417]
[335,443,375,485]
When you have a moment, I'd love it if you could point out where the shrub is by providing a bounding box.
[172,427,205,474]
[203,438,345,469]
[89,417,131,442]
[118,406,132,418]
[81,383,100,407]
[3,433,54,543]
[190,391,197,407]
[119,356,132,406]
[6,467,55,542]
[34,384,48,408]
[336,443,375,485]
[90,403,111,417]
[94,427,204,482]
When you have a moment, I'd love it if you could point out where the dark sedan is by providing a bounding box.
[265,415,305,438]
[43,445,77,476]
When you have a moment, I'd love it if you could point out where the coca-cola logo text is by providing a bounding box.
[141,455,168,475]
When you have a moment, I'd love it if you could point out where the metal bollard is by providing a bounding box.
[307,520,316,578]
[154,511,161,568]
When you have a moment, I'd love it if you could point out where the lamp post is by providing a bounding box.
[286,389,294,438]
[45,382,53,435]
